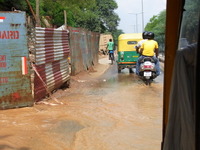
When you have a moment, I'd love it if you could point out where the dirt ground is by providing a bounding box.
[0,55,163,150]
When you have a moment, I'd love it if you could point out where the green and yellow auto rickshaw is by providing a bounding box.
[117,33,143,73]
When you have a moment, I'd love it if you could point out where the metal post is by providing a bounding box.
[135,14,138,33]
[128,12,142,33]
[141,0,144,31]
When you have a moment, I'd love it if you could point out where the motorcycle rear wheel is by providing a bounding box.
[145,79,152,86]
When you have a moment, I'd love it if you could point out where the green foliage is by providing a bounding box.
[0,0,121,36]
[145,10,166,52]
[35,0,120,32]
[0,0,27,11]
[180,0,200,43]
[112,29,124,47]
[96,0,119,32]
[145,0,199,51]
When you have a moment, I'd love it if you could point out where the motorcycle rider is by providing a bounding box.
[135,31,149,54]
[136,32,160,77]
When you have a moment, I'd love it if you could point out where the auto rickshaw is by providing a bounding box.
[117,33,143,73]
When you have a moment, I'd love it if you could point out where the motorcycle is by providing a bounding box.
[138,57,157,85]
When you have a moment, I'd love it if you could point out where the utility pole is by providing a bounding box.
[135,13,138,33]
[141,0,144,31]
[128,12,142,33]
[36,0,41,27]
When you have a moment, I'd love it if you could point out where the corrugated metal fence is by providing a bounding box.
[68,27,100,75]
[1,11,101,107]
[33,27,70,102]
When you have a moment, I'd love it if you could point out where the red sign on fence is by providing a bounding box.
[0,55,6,68]
[0,16,5,22]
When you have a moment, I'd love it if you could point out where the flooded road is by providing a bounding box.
[0,57,163,150]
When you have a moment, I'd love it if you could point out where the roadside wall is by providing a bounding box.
[68,27,100,75]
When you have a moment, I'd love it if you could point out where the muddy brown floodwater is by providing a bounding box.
[0,55,163,150]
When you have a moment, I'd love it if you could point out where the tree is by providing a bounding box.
[0,0,121,34]
[112,29,124,47]
[95,0,120,33]
[180,0,200,43]
[39,0,120,33]
[0,0,26,11]
[145,10,166,52]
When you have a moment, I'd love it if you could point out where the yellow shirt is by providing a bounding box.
[141,40,158,56]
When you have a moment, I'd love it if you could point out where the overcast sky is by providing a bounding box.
[114,0,167,33]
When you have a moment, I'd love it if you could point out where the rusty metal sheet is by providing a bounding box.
[91,32,100,65]
[0,11,33,109]
[35,27,70,65]
[68,27,84,75]
[68,27,100,75]
[33,27,70,102]
[34,59,70,102]
[81,30,91,70]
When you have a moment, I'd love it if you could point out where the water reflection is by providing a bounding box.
[99,64,142,86]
